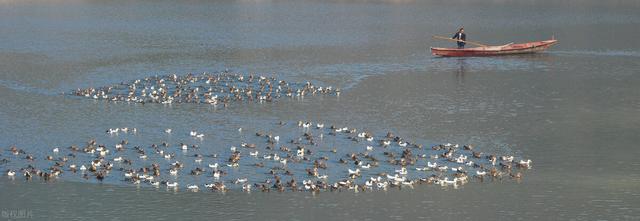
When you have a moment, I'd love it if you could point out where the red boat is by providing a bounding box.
[431,39,558,57]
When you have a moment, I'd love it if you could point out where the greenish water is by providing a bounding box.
[1,0,639,220]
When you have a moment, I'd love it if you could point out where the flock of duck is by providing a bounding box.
[71,71,339,105]
[1,72,533,193]
[1,121,532,193]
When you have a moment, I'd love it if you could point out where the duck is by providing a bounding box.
[517,159,532,168]
[376,182,388,190]
[6,170,16,177]
[302,122,311,128]
[438,177,458,185]
[296,149,304,157]
[316,174,328,179]
[436,165,448,171]
[395,167,408,175]
[165,128,172,134]
[124,171,134,178]
[187,184,199,190]
[166,182,178,187]
[169,168,178,175]
[242,183,252,192]
[53,147,59,153]
[235,178,248,184]
[451,166,464,172]
[366,136,374,142]
[366,146,373,151]
[401,180,414,187]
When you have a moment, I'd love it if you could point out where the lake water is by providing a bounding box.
[1,0,639,220]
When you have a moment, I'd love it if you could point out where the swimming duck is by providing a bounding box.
[366,136,374,142]
[187,184,199,190]
[242,183,251,192]
[395,167,408,175]
[235,178,248,184]
[316,174,328,179]
[517,159,532,168]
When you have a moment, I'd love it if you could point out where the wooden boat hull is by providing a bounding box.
[431,39,557,57]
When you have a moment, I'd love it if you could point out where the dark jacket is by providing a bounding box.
[452,32,466,41]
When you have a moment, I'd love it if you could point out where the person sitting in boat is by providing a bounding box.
[452,28,466,49]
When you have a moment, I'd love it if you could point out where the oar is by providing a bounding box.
[432,35,489,47]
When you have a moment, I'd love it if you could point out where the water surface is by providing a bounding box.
[1,0,639,220]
